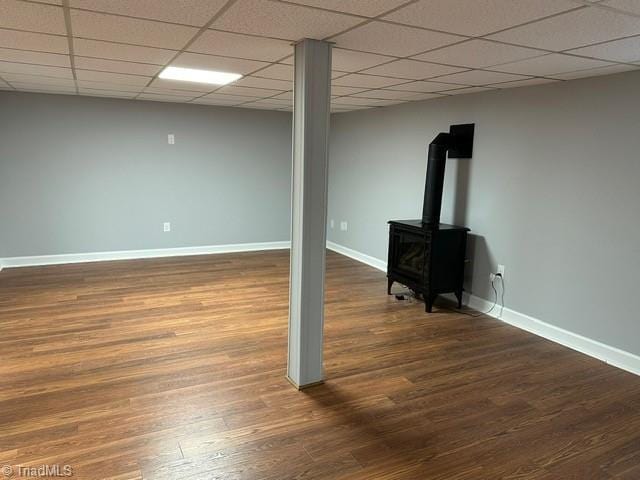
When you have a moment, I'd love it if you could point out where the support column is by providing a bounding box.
[287,39,332,389]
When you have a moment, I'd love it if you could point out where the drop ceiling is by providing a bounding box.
[1,0,640,112]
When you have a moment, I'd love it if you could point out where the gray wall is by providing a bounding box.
[327,71,640,356]
[0,92,292,257]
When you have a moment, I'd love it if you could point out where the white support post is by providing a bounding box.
[287,38,332,389]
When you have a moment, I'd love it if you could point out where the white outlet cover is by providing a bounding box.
[168,134,175,144]
[330,219,335,229]
[163,222,171,232]
[340,221,348,231]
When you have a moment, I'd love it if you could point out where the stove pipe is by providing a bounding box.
[422,133,449,226]
[421,124,475,226]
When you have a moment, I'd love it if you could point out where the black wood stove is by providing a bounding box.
[387,124,474,312]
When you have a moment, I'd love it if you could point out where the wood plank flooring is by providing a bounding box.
[0,250,639,479]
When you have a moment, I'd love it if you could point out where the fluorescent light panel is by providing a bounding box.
[159,66,242,85]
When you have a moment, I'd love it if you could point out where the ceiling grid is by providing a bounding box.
[0,0,639,111]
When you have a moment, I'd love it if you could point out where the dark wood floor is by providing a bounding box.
[1,250,639,479]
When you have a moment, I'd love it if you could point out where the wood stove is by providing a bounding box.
[387,124,474,312]
[387,220,468,312]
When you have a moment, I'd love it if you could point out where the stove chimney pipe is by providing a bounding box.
[421,124,475,226]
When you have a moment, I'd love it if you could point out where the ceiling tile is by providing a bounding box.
[0,0,67,35]
[489,77,559,88]
[247,97,291,106]
[199,92,258,102]
[77,80,144,92]
[70,10,198,49]
[211,0,363,41]
[13,86,75,95]
[254,63,293,80]
[331,85,369,95]
[215,85,284,97]
[143,87,203,96]
[192,96,244,105]
[171,52,268,74]
[442,86,496,95]
[283,0,411,17]
[332,96,402,106]
[79,87,137,98]
[69,0,228,27]
[137,92,198,102]
[73,39,176,64]
[494,53,612,76]
[234,76,292,90]
[11,83,75,93]
[550,63,638,79]
[75,69,151,85]
[238,102,282,110]
[0,29,69,54]
[0,48,70,67]
[332,73,409,88]
[432,69,531,85]
[1,73,76,86]
[149,77,217,92]
[332,105,372,112]
[488,7,640,51]
[271,91,293,100]
[189,30,292,62]
[412,40,546,68]
[600,0,640,15]
[351,89,443,100]
[385,80,466,92]
[0,61,72,78]
[330,48,395,72]
[383,0,578,36]
[138,96,190,103]
[75,57,161,76]
[253,101,293,108]
[399,92,444,101]
[331,21,463,56]
[568,36,640,63]
[361,59,466,79]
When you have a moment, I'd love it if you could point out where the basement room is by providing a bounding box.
[1,0,639,479]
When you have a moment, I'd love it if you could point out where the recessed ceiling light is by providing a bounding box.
[159,66,242,85]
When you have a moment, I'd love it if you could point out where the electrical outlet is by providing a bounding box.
[497,264,505,277]
[340,221,348,231]
[163,222,171,232]
[168,134,175,145]
[330,219,334,229]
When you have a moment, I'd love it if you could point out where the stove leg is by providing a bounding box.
[387,278,393,295]
[455,289,463,309]
[425,293,434,313]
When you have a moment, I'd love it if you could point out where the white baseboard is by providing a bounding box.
[0,241,291,268]
[327,240,640,377]
[326,241,387,271]
[463,294,640,376]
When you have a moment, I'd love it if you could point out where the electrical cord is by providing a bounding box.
[457,274,499,318]
[439,273,504,318]
[391,273,505,318]
[497,274,505,317]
